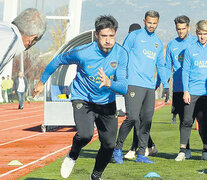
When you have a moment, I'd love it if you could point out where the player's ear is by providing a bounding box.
[95,31,99,39]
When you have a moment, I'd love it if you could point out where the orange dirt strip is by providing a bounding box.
[0,101,165,180]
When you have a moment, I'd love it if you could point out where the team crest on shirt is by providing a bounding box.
[76,103,83,109]
[154,43,158,48]
[110,61,118,69]
[130,92,135,98]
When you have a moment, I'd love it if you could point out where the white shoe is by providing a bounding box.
[145,146,158,156]
[60,155,76,178]
[185,149,192,159]
[124,150,136,159]
[175,152,185,161]
[145,148,150,156]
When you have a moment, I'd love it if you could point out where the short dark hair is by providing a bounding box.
[95,15,118,33]
[145,10,160,19]
[128,23,141,33]
[174,15,190,26]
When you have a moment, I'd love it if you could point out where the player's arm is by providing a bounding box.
[165,44,173,81]
[182,48,191,104]
[156,44,169,89]
[33,49,80,97]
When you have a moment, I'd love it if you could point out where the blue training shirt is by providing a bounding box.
[182,41,207,96]
[123,28,168,89]
[165,34,197,92]
[40,41,128,105]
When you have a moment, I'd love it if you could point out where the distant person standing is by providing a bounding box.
[1,76,7,103]
[13,72,27,109]
[0,8,47,74]
[113,10,169,164]
[124,23,158,160]
[177,20,207,161]
[6,75,14,103]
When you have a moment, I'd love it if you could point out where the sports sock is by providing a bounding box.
[180,148,186,153]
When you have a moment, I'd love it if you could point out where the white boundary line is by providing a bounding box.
[0,114,42,123]
[0,133,43,146]
[0,133,99,178]
[0,109,43,118]
[0,121,40,132]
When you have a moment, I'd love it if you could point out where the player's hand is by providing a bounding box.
[183,91,190,104]
[97,67,111,88]
[33,81,44,97]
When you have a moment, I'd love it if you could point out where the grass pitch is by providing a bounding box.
[19,105,207,180]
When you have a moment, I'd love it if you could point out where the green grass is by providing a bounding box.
[19,106,207,180]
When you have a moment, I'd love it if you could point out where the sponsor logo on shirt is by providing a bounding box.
[141,40,147,43]
[194,60,207,68]
[143,49,156,60]
[110,61,118,69]
[175,54,184,62]
[87,65,93,68]
[89,75,115,83]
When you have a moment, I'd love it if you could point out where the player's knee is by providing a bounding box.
[182,119,194,127]
[79,132,93,142]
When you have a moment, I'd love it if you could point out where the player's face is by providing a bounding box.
[176,23,189,39]
[96,28,116,53]
[144,16,159,33]
[196,28,207,46]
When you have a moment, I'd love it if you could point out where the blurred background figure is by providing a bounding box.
[13,72,27,109]
[1,76,7,103]
[6,75,14,103]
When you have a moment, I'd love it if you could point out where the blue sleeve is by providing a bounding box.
[40,48,80,84]
[122,32,136,53]
[156,44,169,89]
[165,44,172,81]
[182,48,191,92]
[110,49,128,94]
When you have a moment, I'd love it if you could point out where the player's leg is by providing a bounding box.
[136,88,155,163]
[91,101,117,179]
[175,95,198,161]
[61,100,95,178]
[114,85,145,164]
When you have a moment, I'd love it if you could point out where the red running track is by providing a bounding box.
[0,100,165,180]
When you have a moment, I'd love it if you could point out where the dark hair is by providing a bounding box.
[95,15,118,33]
[128,23,141,33]
[174,15,190,26]
[145,10,160,19]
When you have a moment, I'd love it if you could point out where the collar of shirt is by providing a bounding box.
[11,23,25,55]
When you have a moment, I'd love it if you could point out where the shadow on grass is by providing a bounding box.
[197,169,207,174]
[24,178,56,180]
[79,149,98,159]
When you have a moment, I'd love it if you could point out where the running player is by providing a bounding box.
[178,20,207,161]
[113,10,169,164]
[33,15,128,180]
[164,15,197,161]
